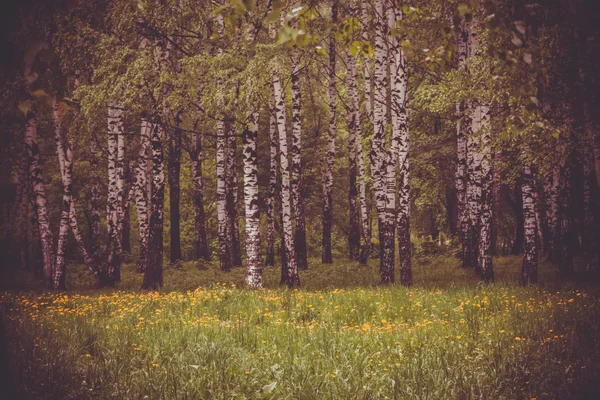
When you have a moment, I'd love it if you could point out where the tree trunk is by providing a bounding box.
[190,127,209,261]
[216,119,230,271]
[122,160,132,254]
[106,102,125,283]
[226,125,242,267]
[532,182,545,255]
[390,4,411,286]
[53,103,70,291]
[88,131,101,255]
[291,55,308,270]
[456,17,470,263]
[243,112,262,289]
[322,1,338,265]
[134,118,151,271]
[265,88,277,267]
[373,0,393,283]
[521,165,538,285]
[474,103,493,282]
[273,74,299,288]
[141,121,165,290]
[215,13,230,272]
[346,50,360,262]
[24,109,54,288]
[168,112,182,263]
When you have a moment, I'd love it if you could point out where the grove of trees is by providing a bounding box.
[0,0,598,291]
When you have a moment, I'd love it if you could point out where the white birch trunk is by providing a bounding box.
[265,88,277,267]
[373,0,394,283]
[24,109,54,288]
[243,111,262,289]
[273,75,299,287]
[521,165,538,284]
[53,103,70,290]
[474,102,493,282]
[291,54,308,270]
[134,118,151,271]
[106,101,125,282]
[322,1,338,264]
[390,5,411,286]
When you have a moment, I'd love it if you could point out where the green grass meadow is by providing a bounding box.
[2,256,600,399]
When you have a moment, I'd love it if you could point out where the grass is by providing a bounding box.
[2,255,600,399]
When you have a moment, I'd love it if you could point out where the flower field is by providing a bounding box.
[2,256,600,399]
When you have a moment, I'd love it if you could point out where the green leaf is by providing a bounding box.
[242,0,256,11]
[264,9,281,24]
[350,41,361,57]
[212,5,228,17]
[457,4,469,17]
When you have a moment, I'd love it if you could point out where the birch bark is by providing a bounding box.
[243,111,262,289]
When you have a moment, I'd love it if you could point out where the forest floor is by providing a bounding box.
[1,255,600,399]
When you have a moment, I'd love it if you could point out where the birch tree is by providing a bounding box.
[322,0,338,264]
[134,118,151,271]
[106,101,125,283]
[243,110,262,289]
[521,165,538,285]
[372,0,394,283]
[291,53,308,270]
[346,49,360,261]
[265,89,277,267]
[390,4,411,286]
[24,107,54,288]
[190,125,209,261]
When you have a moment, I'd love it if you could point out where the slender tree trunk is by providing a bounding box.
[243,112,262,289]
[474,103,493,282]
[190,128,209,261]
[390,4,411,286]
[106,102,125,283]
[142,120,166,290]
[373,0,393,283]
[122,160,132,254]
[216,119,230,271]
[134,118,151,271]
[226,126,242,267]
[491,156,499,255]
[346,50,361,262]
[168,112,182,263]
[521,165,538,285]
[24,109,54,288]
[532,181,545,255]
[545,164,560,261]
[456,18,469,261]
[53,103,70,290]
[322,1,338,264]
[291,55,308,270]
[88,132,101,254]
[361,0,374,128]
[273,74,299,287]
[215,13,230,272]
[265,89,277,267]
